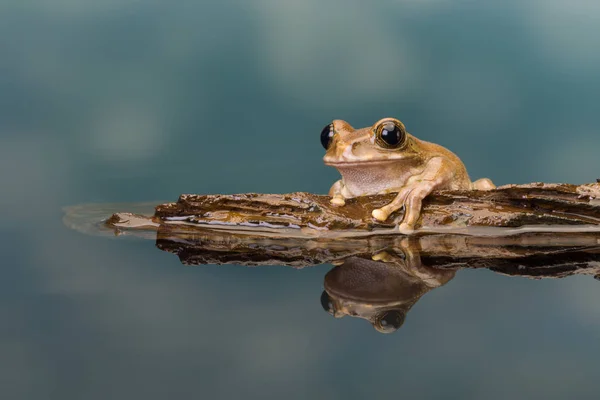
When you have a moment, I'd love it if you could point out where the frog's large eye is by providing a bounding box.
[320,123,335,150]
[373,310,405,333]
[375,120,406,149]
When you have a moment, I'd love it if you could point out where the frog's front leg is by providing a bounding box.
[372,157,449,234]
[328,180,346,206]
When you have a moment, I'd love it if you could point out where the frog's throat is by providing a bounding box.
[331,163,421,197]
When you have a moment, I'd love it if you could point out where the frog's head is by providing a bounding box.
[321,290,409,334]
[321,117,418,167]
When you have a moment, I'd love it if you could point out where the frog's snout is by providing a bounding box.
[324,142,363,164]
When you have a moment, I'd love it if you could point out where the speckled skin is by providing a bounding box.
[323,117,495,233]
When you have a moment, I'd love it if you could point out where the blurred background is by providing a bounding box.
[1,0,600,399]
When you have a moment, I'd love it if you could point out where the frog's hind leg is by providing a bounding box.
[472,178,495,190]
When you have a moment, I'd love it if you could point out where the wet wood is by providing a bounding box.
[95,184,600,280]
[149,182,600,234]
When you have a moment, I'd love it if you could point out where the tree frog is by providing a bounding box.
[321,117,495,233]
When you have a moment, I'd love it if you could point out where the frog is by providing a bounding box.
[321,117,495,233]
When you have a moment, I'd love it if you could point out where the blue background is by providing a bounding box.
[1,0,600,399]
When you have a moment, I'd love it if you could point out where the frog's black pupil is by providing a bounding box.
[320,291,334,314]
[380,125,403,147]
[378,310,404,332]
[320,124,334,150]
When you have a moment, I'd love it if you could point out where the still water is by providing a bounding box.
[2,0,600,399]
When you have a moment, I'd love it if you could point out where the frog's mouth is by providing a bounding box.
[324,153,419,167]
[324,159,399,167]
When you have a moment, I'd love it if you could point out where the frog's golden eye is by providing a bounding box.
[373,310,405,333]
[320,123,335,150]
[375,120,406,149]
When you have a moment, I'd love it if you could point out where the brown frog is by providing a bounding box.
[321,117,495,233]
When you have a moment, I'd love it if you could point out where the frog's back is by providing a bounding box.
[412,136,472,190]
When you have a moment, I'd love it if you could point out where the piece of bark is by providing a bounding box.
[151,182,600,235]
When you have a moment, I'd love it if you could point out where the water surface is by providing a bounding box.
[2,0,600,399]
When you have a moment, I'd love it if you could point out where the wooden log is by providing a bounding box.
[96,183,600,280]
[150,182,600,235]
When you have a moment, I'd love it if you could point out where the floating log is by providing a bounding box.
[147,182,600,235]
[98,181,600,277]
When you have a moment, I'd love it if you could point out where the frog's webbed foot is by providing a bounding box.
[397,221,416,235]
[371,208,391,221]
[472,178,495,190]
[371,248,409,264]
[330,196,345,206]
[371,241,425,272]
[371,190,408,223]
[371,250,399,263]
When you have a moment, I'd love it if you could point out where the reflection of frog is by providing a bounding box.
[321,117,495,233]
[321,247,456,333]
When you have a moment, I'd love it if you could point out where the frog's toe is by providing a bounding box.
[397,222,415,235]
[472,178,495,190]
[371,250,390,261]
[372,251,393,262]
[372,208,389,222]
[330,196,346,206]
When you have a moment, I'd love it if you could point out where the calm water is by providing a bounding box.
[3,0,600,399]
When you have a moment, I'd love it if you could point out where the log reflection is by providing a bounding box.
[154,229,600,333]
[65,200,600,333]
